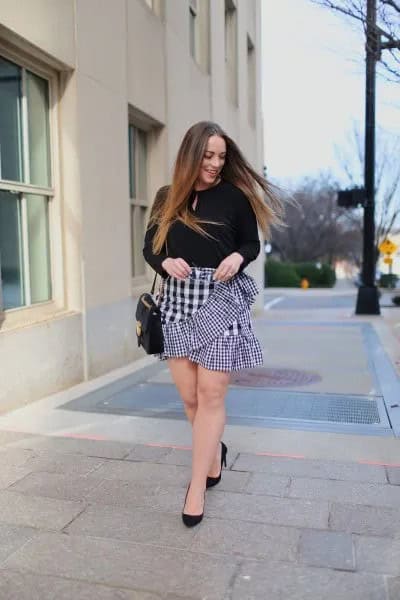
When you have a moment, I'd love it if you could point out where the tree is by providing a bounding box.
[271,174,362,265]
[312,0,400,82]
[334,122,400,254]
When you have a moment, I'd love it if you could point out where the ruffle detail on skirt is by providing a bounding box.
[186,331,263,371]
[158,271,263,370]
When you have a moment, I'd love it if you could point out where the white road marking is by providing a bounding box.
[264,296,284,310]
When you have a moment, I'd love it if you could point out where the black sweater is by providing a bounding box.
[143,179,261,278]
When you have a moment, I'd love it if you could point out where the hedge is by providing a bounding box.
[265,259,336,288]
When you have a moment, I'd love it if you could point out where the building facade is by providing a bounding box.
[0,0,264,410]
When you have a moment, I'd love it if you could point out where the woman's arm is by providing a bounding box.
[142,187,169,277]
[235,194,261,272]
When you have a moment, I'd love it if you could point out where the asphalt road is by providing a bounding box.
[263,292,357,310]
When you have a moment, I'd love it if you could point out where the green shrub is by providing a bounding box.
[264,260,336,287]
[380,274,398,288]
[293,262,336,287]
[265,259,301,287]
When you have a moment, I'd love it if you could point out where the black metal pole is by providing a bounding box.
[355,0,380,314]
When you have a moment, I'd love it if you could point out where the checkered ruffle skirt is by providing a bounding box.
[155,267,263,372]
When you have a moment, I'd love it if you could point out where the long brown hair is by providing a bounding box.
[149,121,284,254]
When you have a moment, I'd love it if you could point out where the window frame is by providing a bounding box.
[128,123,150,285]
[189,0,210,73]
[0,43,62,325]
[247,34,256,128]
[143,0,163,18]
[224,0,238,106]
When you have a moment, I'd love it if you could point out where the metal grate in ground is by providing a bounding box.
[60,384,392,437]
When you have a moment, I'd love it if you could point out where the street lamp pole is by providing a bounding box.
[355,0,380,314]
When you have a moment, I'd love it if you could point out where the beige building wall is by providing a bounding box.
[0,0,265,410]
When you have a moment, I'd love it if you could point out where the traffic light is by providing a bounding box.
[337,187,365,208]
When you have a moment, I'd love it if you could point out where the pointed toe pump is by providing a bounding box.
[182,484,205,527]
[206,441,228,489]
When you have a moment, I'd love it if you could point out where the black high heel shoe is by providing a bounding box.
[206,441,228,489]
[182,483,205,527]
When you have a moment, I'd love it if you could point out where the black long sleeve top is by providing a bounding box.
[143,179,261,278]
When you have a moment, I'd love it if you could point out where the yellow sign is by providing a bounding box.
[384,256,393,265]
[379,239,398,255]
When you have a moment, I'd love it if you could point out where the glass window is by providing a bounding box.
[0,190,25,309]
[0,55,54,312]
[26,194,52,303]
[0,57,23,182]
[128,123,149,279]
[26,71,51,187]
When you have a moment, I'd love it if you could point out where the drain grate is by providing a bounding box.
[60,384,390,435]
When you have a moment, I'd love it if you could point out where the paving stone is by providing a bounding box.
[0,465,33,489]
[190,518,300,561]
[0,489,85,530]
[0,570,165,600]
[232,560,386,600]
[289,477,400,508]
[9,472,104,502]
[85,479,182,513]
[245,473,290,496]
[232,454,388,483]
[3,532,237,599]
[124,445,172,462]
[0,523,39,563]
[0,448,36,468]
[355,535,400,575]
[93,460,190,486]
[386,467,400,485]
[22,453,105,477]
[329,502,400,537]
[65,503,195,548]
[208,470,250,493]
[160,448,193,466]
[387,577,400,600]
[297,529,355,571]
[7,435,133,459]
[205,490,329,529]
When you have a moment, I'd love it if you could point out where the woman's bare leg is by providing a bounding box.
[167,358,227,483]
[167,358,198,423]
[184,366,230,515]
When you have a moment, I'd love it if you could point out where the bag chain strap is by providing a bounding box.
[150,240,168,305]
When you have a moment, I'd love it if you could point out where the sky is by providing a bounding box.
[261,0,400,185]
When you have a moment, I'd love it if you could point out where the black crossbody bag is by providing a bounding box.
[135,271,164,355]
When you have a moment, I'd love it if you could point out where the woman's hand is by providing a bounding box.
[161,257,192,280]
[213,252,244,282]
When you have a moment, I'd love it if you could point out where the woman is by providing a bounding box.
[143,121,283,527]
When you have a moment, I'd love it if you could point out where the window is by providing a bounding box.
[0,56,53,311]
[247,35,256,127]
[128,124,148,279]
[189,0,210,72]
[225,0,238,106]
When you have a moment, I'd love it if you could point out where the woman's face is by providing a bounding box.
[197,135,226,187]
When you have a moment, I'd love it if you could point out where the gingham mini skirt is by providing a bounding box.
[155,267,264,371]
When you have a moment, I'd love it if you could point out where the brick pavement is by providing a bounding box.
[0,430,399,599]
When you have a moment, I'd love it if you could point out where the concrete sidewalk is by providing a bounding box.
[0,430,399,599]
[1,287,400,598]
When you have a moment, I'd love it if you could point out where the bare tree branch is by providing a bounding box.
[311,0,400,82]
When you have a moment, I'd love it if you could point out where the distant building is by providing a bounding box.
[0,0,264,409]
